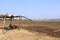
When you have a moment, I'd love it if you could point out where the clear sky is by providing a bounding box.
[0,0,60,19]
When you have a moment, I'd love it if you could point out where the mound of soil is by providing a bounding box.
[0,29,40,40]
[0,29,60,40]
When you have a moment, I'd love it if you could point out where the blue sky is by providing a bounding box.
[0,0,60,19]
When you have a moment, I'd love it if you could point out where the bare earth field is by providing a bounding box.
[0,20,60,40]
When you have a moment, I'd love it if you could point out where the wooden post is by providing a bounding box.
[2,15,6,34]
[10,17,13,24]
[10,15,13,25]
[3,16,6,27]
[18,16,20,31]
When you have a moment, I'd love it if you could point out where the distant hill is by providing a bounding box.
[32,19,60,22]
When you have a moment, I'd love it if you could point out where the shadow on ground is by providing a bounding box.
[21,26,60,38]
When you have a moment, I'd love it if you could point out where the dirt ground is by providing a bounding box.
[0,29,40,40]
[0,29,60,40]
[0,20,60,40]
